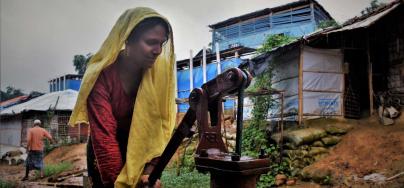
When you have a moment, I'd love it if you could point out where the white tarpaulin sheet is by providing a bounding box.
[303,47,343,72]
[303,72,343,92]
[302,47,343,116]
[270,48,300,116]
[272,48,299,82]
[273,78,298,96]
[303,92,342,115]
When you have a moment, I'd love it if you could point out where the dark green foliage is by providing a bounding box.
[361,0,385,15]
[73,53,92,75]
[257,34,296,54]
[0,86,25,102]
[317,20,339,29]
[0,179,16,188]
[161,169,210,188]
[35,162,73,177]
[242,34,296,187]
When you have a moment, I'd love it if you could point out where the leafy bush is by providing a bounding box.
[242,34,296,187]
[0,179,16,188]
[257,34,296,54]
[161,168,209,188]
[35,162,73,177]
[317,20,339,29]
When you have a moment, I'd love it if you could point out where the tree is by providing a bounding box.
[73,53,92,75]
[257,34,296,53]
[318,20,339,29]
[361,0,385,15]
[0,86,25,102]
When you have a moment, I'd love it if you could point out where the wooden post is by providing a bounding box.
[310,2,315,27]
[203,46,207,83]
[174,54,178,98]
[298,46,304,126]
[78,123,81,143]
[367,32,374,115]
[190,50,194,90]
[216,42,221,74]
[57,77,60,91]
[63,75,66,91]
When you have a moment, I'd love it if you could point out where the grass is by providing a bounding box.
[161,168,210,188]
[35,162,73,178]
[0,179,16,188]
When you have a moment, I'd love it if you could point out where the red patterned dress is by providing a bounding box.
[86,62,135,187]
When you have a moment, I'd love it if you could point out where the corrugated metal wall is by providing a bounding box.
[0,116,22,146]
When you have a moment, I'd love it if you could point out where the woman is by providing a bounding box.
[69,7,177,188]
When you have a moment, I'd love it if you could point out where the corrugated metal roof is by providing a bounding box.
[327,3,400,33]
[260,0,402,55]
[209,0,333,29]
[0,96,29,108]
[0,89,78,116]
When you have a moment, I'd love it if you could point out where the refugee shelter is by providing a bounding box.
[0,89,88,150]
[249,0,404,124]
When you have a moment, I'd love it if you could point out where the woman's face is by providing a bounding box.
[127,24,168,69]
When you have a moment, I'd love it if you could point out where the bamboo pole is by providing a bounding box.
[216,42,221,74]
[367,32,374,115]
[202,47,207,83]
[190,50,193,90]
[298,46,304,125]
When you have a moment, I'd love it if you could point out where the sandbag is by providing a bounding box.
[285,128,327,146]
[312,140,325,147]
[308,147,328,156]
[321,136,341,146]
[325,124,348,135]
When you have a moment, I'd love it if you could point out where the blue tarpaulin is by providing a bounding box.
[177,58,242,112]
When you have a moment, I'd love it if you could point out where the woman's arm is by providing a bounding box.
[87,74,123,187]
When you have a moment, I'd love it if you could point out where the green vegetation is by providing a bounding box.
[317,20,339,29]
[361,0,385,15]
[160,34,296,187]
[242,34,296,187]
[161,169,210,188]
[0,179,16,188]
[257,34,296,54]
[35,162,73,178]
[73,53,92,75]
[0,86,24,102]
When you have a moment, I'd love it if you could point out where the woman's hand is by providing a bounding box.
[139,175,161,188]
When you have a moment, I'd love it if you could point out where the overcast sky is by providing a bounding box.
[0,0,391,93]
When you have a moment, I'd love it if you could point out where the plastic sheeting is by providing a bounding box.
[302,47,343,116]
[177,58,243,112]
[268,46,343,118]
[269,48,300,117]
[303,92,342,115]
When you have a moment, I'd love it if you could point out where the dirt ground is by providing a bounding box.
[1,115,403,187]
[0,143,86,187]
[299,116,404,187]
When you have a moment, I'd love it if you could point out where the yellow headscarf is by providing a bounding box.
[68,7,176,187]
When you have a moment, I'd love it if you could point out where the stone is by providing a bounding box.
[286,178,297,186]
[301,166,332,183]
[275,174,287,181]
[275,179,285,186]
